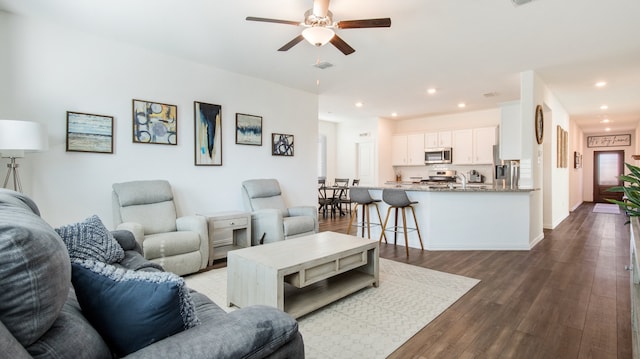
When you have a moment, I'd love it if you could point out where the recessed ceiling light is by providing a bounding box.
[605,127,611,132]
[600,118,610,123]
[458,103,466,108]
[355,102,364,108]
[595,81,607,87]
[427,88,437,95]
[600,105,608,110]
[391,112,398,117]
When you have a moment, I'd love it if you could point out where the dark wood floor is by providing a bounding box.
[319,202,632,358]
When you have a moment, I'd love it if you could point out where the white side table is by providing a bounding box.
[201,211,251,265]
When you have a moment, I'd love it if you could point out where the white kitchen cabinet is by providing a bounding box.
[452,127,497,164]
[473,126,497,164]
[453,129,473,164]
[407,133,425,165]
[392,133,425,166]
[425,131,452,148]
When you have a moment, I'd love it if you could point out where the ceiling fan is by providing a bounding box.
[246,0,391,55]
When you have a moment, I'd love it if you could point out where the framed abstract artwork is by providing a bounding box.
[132,99,177,145]
[194,101,222,166]
[235,113,262,146]
[272,133,294,156]
[66,111,114,154]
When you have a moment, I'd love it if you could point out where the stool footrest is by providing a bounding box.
[383,226,418,234]
[352,222,382,228]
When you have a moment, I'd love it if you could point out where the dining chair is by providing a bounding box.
[318,179,335,218]
[333,178,350,215]
[339,179,360,213]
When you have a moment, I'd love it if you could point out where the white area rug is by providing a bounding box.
[593,203,621,214]
[185,258,480,359]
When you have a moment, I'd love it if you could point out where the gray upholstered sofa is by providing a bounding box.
[0,189,304,358]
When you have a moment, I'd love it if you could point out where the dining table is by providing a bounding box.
[318,184,349,217]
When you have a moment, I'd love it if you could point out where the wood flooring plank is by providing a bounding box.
[618,266,633,359]
[317,202,632,359]
[579,293,619,357]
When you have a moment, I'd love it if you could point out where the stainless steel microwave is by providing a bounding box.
[424,147,452,164]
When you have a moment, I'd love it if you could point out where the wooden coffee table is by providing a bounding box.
[227,231,379,318]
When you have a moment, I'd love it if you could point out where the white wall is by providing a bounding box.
[318,120,337,181]
[335,118,380,186]
[520,71,544,242]
[569,119,585,211]
[0,12,11,117]
[542,86,571,228]
[377,117,394,184]
[1,13,318,228]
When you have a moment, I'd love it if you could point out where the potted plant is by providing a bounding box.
[607,162,640,219]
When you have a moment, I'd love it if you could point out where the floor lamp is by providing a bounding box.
[0,119,48,193]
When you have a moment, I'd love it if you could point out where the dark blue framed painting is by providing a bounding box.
[194,101,222,166]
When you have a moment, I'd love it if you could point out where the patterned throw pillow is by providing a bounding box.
[55,215,124,264]
[71,260,200,356]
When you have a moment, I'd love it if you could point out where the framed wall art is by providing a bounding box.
[66,111,114,154]
[574,151,582,169]
[194,101,222,166]
[587,134,631,148]
[132,99,177,145]
[556,125,568,168]
[235,113,262,146]
[272,133,294,156]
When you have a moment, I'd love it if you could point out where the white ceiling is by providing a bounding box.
[1,0,639,134]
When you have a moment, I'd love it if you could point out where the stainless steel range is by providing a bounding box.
[420,170,457,185]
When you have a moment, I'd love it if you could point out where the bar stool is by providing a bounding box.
[347,187,387,241]
[379,188,424,257]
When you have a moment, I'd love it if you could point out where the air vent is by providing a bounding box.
[512,0,535,6]
[483,91,499,98]
[313,61,334,70]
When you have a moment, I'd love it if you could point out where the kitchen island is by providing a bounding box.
[357,183,542,251]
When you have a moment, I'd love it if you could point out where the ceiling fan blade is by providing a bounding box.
[330,35,355,55]
[246,16,301,26]
[278,35,305,51]
[312,0,330,17]
[336,18,391,29]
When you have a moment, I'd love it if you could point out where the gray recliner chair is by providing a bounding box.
[112,180,209,276]
[242,178,318,245]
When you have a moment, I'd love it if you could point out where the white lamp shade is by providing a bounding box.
[0,120,49,157]
[302,27,335,47]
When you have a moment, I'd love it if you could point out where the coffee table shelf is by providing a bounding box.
[284,270,376,318]
[227,232,379,319]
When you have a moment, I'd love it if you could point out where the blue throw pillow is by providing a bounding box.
[55,215,124,264]
[70,260,200,356]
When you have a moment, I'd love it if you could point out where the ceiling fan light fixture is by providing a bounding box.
[302,26,335,47]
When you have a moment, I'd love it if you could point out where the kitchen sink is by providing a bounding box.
[466,184,488,189]
[425,183,490,190]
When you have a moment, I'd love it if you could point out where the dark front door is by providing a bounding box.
[593,150,624,203]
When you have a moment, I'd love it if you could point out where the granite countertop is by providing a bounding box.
[359,182,538,193]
